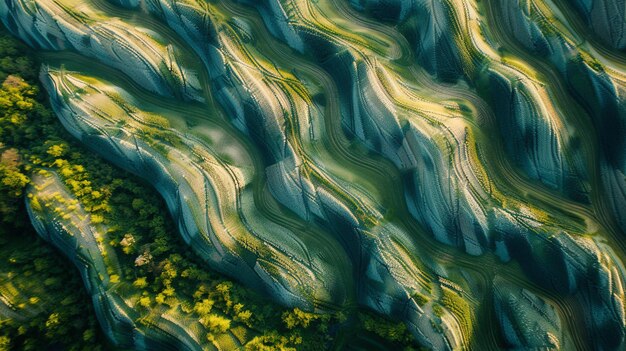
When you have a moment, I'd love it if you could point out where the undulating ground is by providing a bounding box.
[0,0,625,350]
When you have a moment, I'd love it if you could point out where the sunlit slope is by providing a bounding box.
[2,0,626,349]
[26,170,271,350]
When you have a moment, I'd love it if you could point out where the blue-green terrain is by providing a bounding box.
[0,0,625,350]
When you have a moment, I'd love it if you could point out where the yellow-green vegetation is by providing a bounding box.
[441,287,474,346]
[0,30,106,350]
[2,0,626,348]
[0,27,421,350]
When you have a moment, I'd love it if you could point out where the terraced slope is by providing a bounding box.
[1,0,625,349]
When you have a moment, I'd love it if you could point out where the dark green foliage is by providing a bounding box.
[0,27,110,351]
[0,230,106,351]
[0,26,422,351]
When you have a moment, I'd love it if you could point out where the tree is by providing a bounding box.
[0,165,28,197]
[133,277,148,289]
[139,296,151,308]
[0,335,10,351]
[244,332,297,351]
[201,314,230,334]
[46,143,67,158]
[282,308,318,329]
[194,298,214,316]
